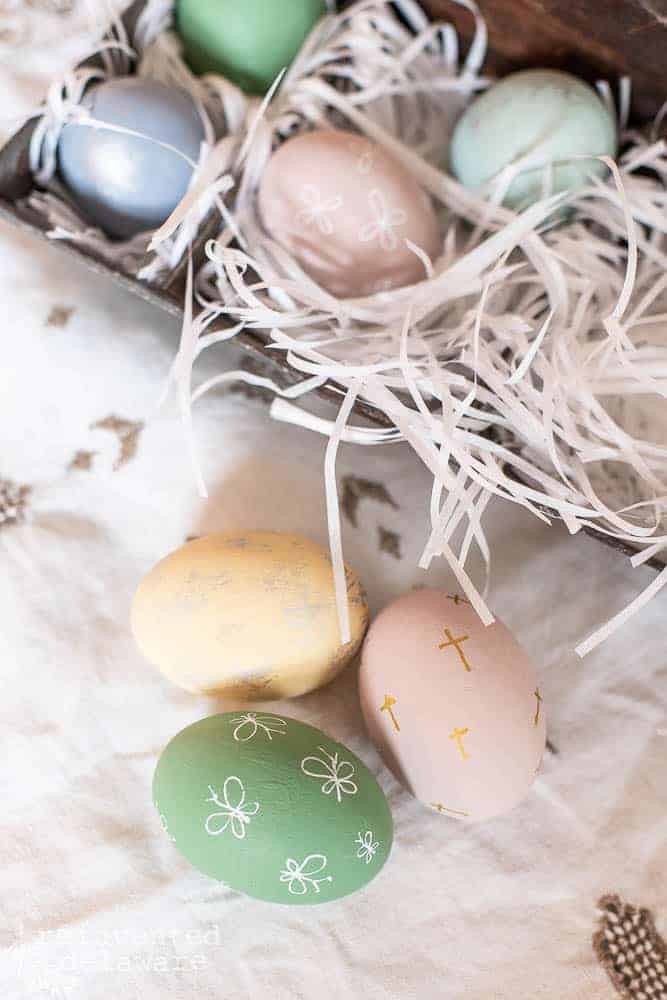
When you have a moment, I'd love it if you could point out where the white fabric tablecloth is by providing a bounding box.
[1,9,665,999]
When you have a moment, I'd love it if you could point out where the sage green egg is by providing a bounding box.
[176,0,327,95]
[450,69,617,210]
[153,712,393,905]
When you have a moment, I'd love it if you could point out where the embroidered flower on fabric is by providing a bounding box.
[204,776,259,840]
[0,477,30,527]
[358,189,407,251]
[300,746,358,802]
[230,713,287,742]
[297,184,343,235]
[355,830,379,864]
[593,893,667,999]
[279,854,333,895]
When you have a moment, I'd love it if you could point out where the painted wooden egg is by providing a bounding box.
[257,129,442,298]
[176,0,327,95]
[131,532,368,698]
[153,712,393,904]
[359,590,546,822]
[58,77,205,240]
[450,69,617,210]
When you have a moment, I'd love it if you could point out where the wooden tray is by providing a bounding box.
[424,0,667,122]
[1,0,665,568]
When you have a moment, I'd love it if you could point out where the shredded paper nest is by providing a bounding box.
[23,0,667,654]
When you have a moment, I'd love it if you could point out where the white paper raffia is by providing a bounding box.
[174,0,667,654]
[23,2,245,282]
[132,0,173,52]
[180,0,501,634]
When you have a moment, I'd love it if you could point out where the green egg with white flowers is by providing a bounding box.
[154,712,393,904]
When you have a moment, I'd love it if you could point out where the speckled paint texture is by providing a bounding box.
[450,69,617,209]
[131,532,369,697]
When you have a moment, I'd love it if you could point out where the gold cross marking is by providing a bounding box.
[430,802,470,817]
[438,628,472,671]
[534,688,543,727]
[380,695,400,733]
[446,594,470,606]
[449,727,470,760]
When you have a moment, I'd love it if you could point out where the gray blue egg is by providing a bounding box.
[450,69,617,210]
[57,77,205,240]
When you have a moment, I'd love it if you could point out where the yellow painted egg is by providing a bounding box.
[131,532,368,698]
[359,589,546,822]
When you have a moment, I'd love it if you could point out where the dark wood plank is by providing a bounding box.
[422,0,667,121]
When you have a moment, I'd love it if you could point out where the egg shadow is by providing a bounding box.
[192,444,489,604]
[192,452,330,547]
[200,642,368,751]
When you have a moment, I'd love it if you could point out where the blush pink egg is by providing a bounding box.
[257,129,441,298]
[359,590,546,822]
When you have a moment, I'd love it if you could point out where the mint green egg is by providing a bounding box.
[153,712,393,905]
[176,0,327,95]
[450,69,617,210]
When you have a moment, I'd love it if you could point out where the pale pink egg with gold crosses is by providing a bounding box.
[257,129,442,298]
[359,589,546,822]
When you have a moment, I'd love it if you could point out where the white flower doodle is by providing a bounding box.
[300,746,358,803]
[230,713,287,742]
[159,813,176,843]
[279,854,333,895]
[358,188,408,251]
[356,148,375,175]
[297,184,343,235]
[204,776,259,840]
[355,830,379,864]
